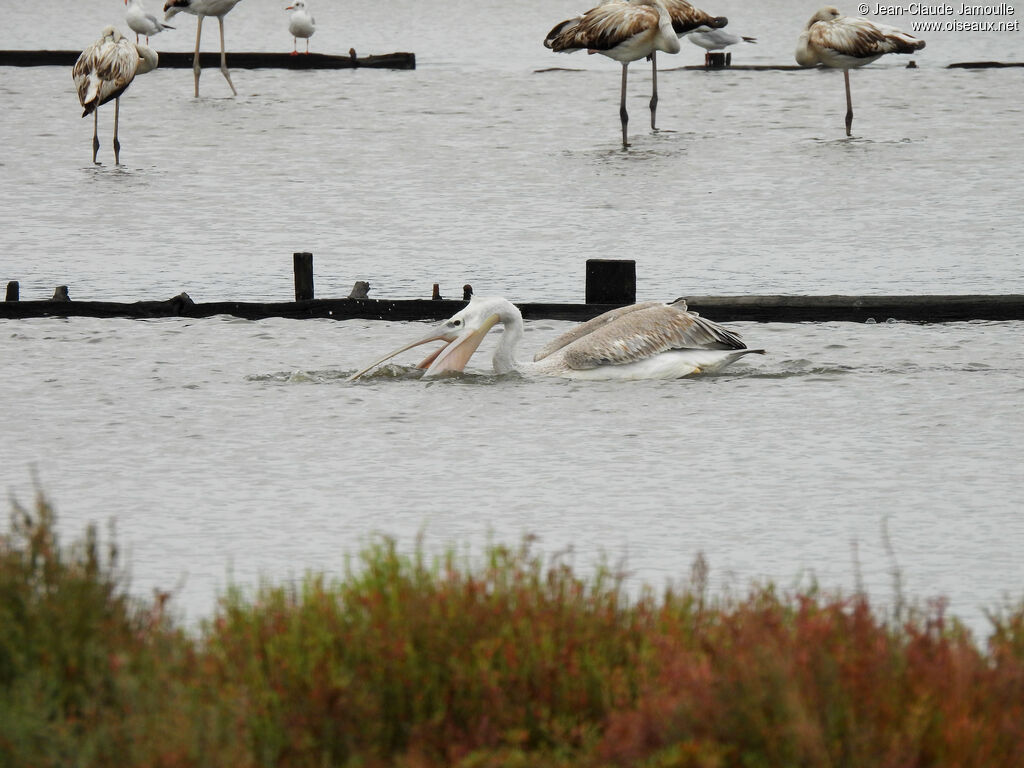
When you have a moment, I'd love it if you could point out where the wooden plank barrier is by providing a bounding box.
[3,256,1022,323]
[0,50,415,70]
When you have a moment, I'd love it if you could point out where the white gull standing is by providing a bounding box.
[163,0,245,96]
[688,25,756,65]
[286,1,316,55]
[348,296,764,381]
[125,0,174,44]
[796,6,925,136]
[73,26,158,164]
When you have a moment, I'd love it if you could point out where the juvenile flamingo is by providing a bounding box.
[796,6,925,136]
[545,0,727,144]
[73,26,158,164]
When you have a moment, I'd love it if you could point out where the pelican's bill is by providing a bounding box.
[346,312,498,382]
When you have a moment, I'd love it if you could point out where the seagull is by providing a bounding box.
[72,26,158,164]
[125,0,174,44]
[348,296,763,381]
[796,6,925,136]
[286,0,316,55]
[163,0,245,96]
[545,0,727,146]
[688,25,756,65]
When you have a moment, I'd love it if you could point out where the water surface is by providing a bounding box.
[1,0,1022,633]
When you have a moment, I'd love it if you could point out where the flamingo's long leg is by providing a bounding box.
[91,109,100,164]
[844,69,854,137]
[193,15,203,97]
[649,51,658,131]
[112,97,121,164]
[619,62,629,148]
[218,16,237,95]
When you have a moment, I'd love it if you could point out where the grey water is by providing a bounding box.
[1,0,1022,632]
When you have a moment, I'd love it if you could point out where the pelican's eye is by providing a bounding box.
[452,319,462,327]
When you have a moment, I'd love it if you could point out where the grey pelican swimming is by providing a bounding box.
[285,1,316,55]
[544,0,727,147]
[73,26,158,165]
[163,0,245,96]
[688,25,756,65]
[348,296,763,382]
[125,0,174,44]
[796,6,925,136]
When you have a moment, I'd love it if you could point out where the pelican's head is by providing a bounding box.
[347,296,517,381]
[808,6,842,26]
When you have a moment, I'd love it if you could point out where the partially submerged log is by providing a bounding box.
[1,295,1021,323]
[0,50,415,70]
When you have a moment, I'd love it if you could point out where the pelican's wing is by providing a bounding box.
[810,17,923,58]
[544,301,747,370]
[545,1,658,52]
[533,301,665,361]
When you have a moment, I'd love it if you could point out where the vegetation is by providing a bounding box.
[2,491,1022,767]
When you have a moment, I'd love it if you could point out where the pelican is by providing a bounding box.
[545,0,727,146]
[348,296,763,382]
[688,26,756,66]
[163,0,245,97]
[796,6,925,136]
[286,0,316,55]
[73,26,158,165]
[125,0,174,44]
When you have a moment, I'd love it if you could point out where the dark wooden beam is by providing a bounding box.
[1,295,1021,323]
[0,50,415,70]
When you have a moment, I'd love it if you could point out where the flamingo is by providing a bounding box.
[545,0,727,145]
[688,26,757,66]
[286,1,316,55]
[796,6,925,136]
[72,26,158,165]
[125,0,174,44]
[163,0,245,97]
[348,296,764,381]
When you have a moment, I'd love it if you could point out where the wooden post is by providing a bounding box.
[293,252,314,301]
[463,284,473,301]
[432,283,442,300]
[5,281,18,302]
[52,285,70,301]
[707,52,728,69]
[586,259,635,304]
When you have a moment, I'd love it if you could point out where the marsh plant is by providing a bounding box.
[2,492,1022,767]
